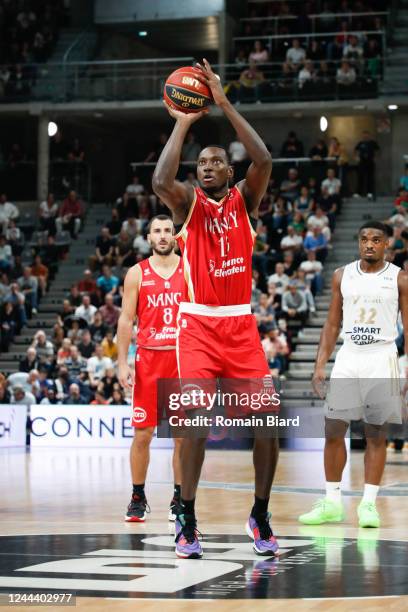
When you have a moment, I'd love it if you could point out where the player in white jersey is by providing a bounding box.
[299,221,408,528]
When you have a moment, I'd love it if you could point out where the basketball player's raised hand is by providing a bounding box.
[118,363,135,390]
[196,58,227,107]
[312,367,327,399]
[163,100,208,124]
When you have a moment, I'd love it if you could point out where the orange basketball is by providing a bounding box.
[164,66,212,113]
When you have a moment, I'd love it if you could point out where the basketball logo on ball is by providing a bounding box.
[164,66,213,113]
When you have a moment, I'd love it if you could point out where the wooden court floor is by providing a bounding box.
[0,446,407,611]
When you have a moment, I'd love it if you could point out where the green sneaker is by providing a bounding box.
[357,501,380,528]
[298,498,345,525]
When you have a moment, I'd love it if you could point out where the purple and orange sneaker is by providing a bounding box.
[175,513,203,559]
[246,512,279,556]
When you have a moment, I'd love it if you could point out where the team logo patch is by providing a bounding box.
[132,407,147,423]
[164,281,170,289]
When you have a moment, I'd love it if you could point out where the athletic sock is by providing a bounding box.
[132,483,145,499]
[251,495,269,518]
[180,497,195,516]
[325,481,342,503]
[362,483,379,504]
[173,484,181,500]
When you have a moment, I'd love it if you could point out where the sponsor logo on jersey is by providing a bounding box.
[133,407,147,423]
[209,257,246,278]
[144,268,150,275]
[209,260,215,273]
[142,280,155,286]
[149,328,156,338]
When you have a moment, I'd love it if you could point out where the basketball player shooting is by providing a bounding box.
[117,215,187,523]
[299,222,408,528]
[153,59,279,559]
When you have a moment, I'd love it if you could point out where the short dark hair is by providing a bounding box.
[147,214,173,234]
[358,221,391,237]
[199,145,230,163]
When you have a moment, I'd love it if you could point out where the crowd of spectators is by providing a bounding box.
[227,0,386,102]
[0,0,69,100]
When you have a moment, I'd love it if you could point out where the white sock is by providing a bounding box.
[325,481,342,503]
[362,483,379,504]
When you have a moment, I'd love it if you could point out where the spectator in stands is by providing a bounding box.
[282,250,297,277]
[280,167,301,202]
[89,311,107,344]
[280,225,303,254]
[298,60,315,89]
[118,177,143,219]
[77,329,95,359]
[109,388,127,405]
[68,285,82,308]
[251,276,262,309]
[321,167,341,196]
[56,190,83,238]
[354,130,380,199]
[100,367,119,399]
[0,382,11,404]
[294,186,314,214]
[54,367,71,402]
[31,255,48,295]
[63,383,86,405]
[68,138,85,162]
[336,60,356,87]
[309,139,328,160]
[101,329,118,362]
[38,193,58,235]
[343,35,364,73]
[238,60,265,99]
[0,301,18,351]
[91,385,109,405]
[115,229,135,268]
[394,230,408,268]
[32,330,54,369]
[87,343,113,391]
[286,39,306,69]
[56,338,72,366]
[0,194,19,234]
[17,266,38,315]
[10,384,36,406]
[249,40,269,64]
[58,300,74,326]
[52,323,65,350]
[99,293,120,328]
[395,188,408,210]
[89,227,116,271]
[307,207,331,242]
[121,216,139,240]
[106,208,122,237]
[317,185,338,229]
[133,228,150,257]
[19,347,40,373]
[254,293,276,333]
[5,220,23,256]
[268,262,290,295]
[303,226,328,262]
[0,235,12,272]
[75,294,97,326]
[39,234,59,278]
[76,269,97,297]
[266,281,282,316]
[280,132,304,158]
[4,282,26,326]
[252,224,270,278]
[65,346,87,382]
[182,132,201,163]
[307,40,324,63]
[281,280,308,325]
[96,265,120,298]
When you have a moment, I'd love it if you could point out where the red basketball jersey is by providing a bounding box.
[136,257,187,348]
[176,186,256,306]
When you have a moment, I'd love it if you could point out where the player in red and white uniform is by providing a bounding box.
[153,59,279,558]
[117,215,187,523]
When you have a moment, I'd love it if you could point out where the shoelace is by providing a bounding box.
[176,514,202,544]
[256,511,274,541]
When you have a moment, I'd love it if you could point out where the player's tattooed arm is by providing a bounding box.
[196,59,272,215]
[153,103,207,224]
[313,267,344,398]
[117,264,141,390]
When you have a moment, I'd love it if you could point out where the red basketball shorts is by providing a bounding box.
[132,346,178,428]
[176,304,275,416]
